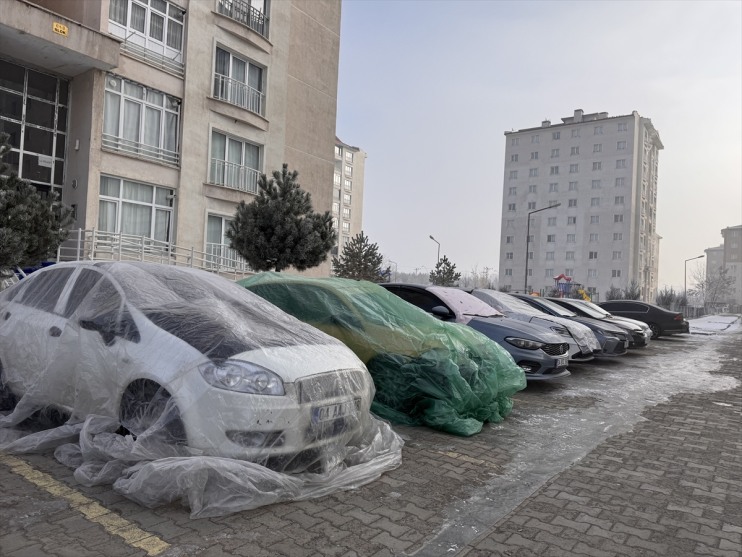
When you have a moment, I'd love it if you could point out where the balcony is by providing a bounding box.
[216,0,269,39]
[102,134,180,166]
[213,74,265,116]
[209,159,260,194]
[120,39,184,77]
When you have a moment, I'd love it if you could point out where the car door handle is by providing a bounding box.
[49,326,62,337]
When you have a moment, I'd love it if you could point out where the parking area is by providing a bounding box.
[1,322,741,557]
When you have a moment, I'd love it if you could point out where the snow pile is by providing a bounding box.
[689,314,742,335]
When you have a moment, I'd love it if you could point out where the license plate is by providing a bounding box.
[312,399,360,423]
[624,340,630,348]
[556,357,568,368]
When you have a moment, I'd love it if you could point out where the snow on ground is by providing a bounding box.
[689,314,742,335]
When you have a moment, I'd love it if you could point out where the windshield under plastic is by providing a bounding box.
[428,287,502,318]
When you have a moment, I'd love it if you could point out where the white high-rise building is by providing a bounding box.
[499,109,663,302]
[332,138,366,257]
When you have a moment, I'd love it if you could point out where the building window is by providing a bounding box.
[592,161,602,171]
[614,214,624,223]
[334,188,341,200]
[511,137,520,146]
[206,213,248,268]
[569,164,579,173]
[332,202,339,214]
[567,217,577,225]
[334,173,341,186]
[531,151,539,160]
[508,203,516,211]
[550,166,559,175]
[565,268,574,276]
[532,134,539,144]
[108,0,184,60]
[615,196,625,205]
[343,207,351,219]
[592,144,602,153]
[618,122,628,132]
[568,181,578,191]
[342,221,350,233]
[613,251,622,260]
[566,251,575,260]
[509,170,518,179]
[614,232,623,241]
[567,233,576,242]
[103,75,180,165]
[549,199,559,207]
[552,131,560,140]
[529,168,539,177]
[571,129,580,138]
[591,180,601,189]
[570,146,579,156]
[546,252,555,260]
[505,236,514,244]
[615,177,625,187]
[568,199,577,207]
[589,251,598,260]
[504,269,513,276]
[345,164,353,176]
[344,179,352,191]
[545,268,554,277]
[591,197,600,207]
[343,193,351,204]
[594,126,603,135]
[98,174,173,242]
[505,219,514,229]
[547,217,557,226]
[547,234,556,243]
[505,252,514,260]
[345,151,354,163]
[529,184,538,193]
[209,131,261,193]
[528,252,534,260]
[335,145,342,158]
[588,269,598,278]
[612,270,622,278]
[508,186,517,196]
[591,215,600,224]
[511,154,519,162]
[590,233,599,242]
[549,183,558,192]
[617,140,626,150]
[551,148,560,158]
[0,59,69,194]
[528,201,536,210]
[213,47,264,115]
[616,159,627,169]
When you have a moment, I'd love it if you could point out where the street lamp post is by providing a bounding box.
[429,235,440,264]
[388,259,398,282]
[684,254,705,303]
[524,203,561,294]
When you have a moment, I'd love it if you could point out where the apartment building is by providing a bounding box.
[499,109,663,302]
[332,138,366,256]
[704,225,742,308]
[0,0,342,276]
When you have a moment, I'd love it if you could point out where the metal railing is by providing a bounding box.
[216,0,269,38]
[56,229,253,280]
[209,159,260,194]
[120,40,184,77]
[212,74,265,116]
[102,133,180,166]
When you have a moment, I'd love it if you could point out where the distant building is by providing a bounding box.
[0,0,342,276]
[705,225,742,308]
[332,139,366,257]
[499,109,663,302]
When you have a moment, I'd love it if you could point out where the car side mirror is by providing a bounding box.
[431,305,454,320]
[79,310,140,346]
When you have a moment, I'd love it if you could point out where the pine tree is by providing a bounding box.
[429,255,461,286]
[624,279,642,300]
[332,231,389,282]
[226,163,336,272]
[0,133,72,271]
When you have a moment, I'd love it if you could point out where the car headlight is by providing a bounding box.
[199,360,285,395]
[505,337,544,350]
[550,325,569,336]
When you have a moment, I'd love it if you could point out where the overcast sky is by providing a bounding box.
[335,0,742,290]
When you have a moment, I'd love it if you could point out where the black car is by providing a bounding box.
[598,300,690,338]
[510,294,630,357]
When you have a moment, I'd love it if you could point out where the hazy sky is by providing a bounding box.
[335,0,742,290]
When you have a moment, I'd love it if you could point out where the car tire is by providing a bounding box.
[119,379,187,444]
[648,323,662,339]
[0,363,18,411]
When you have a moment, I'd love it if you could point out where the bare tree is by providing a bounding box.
[689,266,734,307]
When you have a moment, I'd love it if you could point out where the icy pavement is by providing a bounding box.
[689,313,742,335]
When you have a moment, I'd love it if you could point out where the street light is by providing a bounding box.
[429,235,440,263]
[524,203,561,294]
[684,254,705,303]
[387,259,398,282]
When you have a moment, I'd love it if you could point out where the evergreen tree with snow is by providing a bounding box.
[332,231,389,282]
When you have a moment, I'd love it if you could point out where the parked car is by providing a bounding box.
[470,288,600,362]
[598,300,690,338]
[241,274,527,436]
[0,261,376,471]
[509,294,630,357]
[547,297,651,348]
[380,284,571,381]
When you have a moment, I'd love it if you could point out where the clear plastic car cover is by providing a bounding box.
[240,274,527,437]
[0,261,402,517]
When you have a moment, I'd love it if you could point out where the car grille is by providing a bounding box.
[542,342,569,356]
[296,369,367,403]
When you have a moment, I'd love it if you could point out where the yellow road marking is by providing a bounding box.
[0,453,170,556]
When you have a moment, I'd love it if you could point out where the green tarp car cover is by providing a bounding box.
[240,274,526,436]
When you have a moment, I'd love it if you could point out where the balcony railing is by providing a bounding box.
[56,229,253,279]
[102,133,180,166]
[209,159,260,194]
[216,0,269,38]
[120,40,184,77]
[213,74,265,116]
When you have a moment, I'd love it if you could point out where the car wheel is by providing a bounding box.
[648,323,662,338]
[119,379,186,444]
[0,363,18,411]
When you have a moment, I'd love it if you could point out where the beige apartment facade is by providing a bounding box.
[0,0,341,276]
[499,109,663,302]
[332,138,366,257]
[705,225,742,308]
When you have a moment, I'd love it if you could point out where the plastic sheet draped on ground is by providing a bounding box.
[240,274,527,436]
[0,261,403,517]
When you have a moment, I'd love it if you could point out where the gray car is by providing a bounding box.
[380,284,571,382]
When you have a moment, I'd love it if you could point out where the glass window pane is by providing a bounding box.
[103,91,121,137]
[109,0,128,25]
[24,126,54,155]
[0,59,25,92]
[154,209,170,241]
[27,70,57,102]
[215,48,230,76]
[0,120,22,148]
[167,21,183,49]
[123,180,153,202]
[25,98,55,128]
[169,4,184,21]
[149,13,165,41]
[151,0,167,13]
[55,134,66,158]
[121,202,152,236]
[2,150,19,175]
[244,142,259,169]
[58,82,69,106]
[123,100,141,142]
[53,160,65,185]
[211,131,226,159]
[57,105,68,132]
[248,64,262,91]
[207,215,223,244]
[146,90,163,106]
[100,175,121,197]
[124,81,144,99]
[143,106,161,147]
[227,138,242,164]
[22,153,52,183]
[131,3,146,32]
[164,112,177,154]
[232,58,246,83]
[0,91,23,120]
